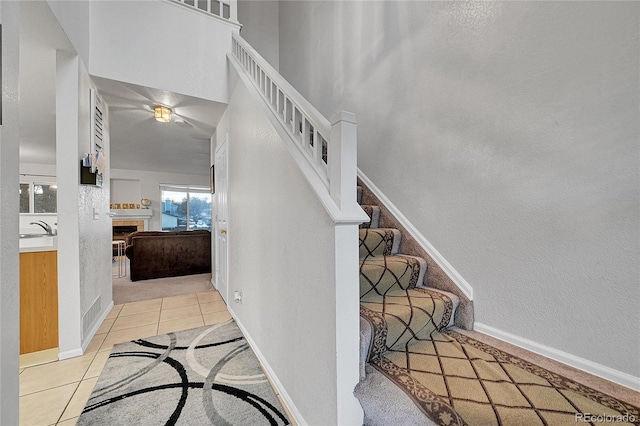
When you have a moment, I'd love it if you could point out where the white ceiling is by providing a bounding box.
[92,77,227,174]
[19,1,226,176]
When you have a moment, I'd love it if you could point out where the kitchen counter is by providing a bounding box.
[19,235,58,252]
[20,247,59,367]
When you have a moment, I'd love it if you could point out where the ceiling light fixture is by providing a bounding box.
[153,105,172,123]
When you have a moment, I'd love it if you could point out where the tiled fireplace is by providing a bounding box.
[112,221,143,241]
[111,209,152,241]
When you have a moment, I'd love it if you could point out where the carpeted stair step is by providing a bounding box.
[359,228,401,258]
[360,205,380,229]
[360,255,426,298]
[368,328,640,426]
[357,186,363,204]
[360,288,457,354]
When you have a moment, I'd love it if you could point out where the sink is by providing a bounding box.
[20,233,48,239]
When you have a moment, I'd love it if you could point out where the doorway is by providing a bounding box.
[214,135,229,303]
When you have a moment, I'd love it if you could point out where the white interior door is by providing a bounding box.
[214,136,229,303]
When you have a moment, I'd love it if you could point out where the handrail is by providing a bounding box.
[232,34,332,188]
[170,0,238,23]
[230,34,368,224]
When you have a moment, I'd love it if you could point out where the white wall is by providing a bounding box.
[89,0,238,103]
[56,48,113,357]
[77,63,112,338]
[238,0,279,70]
[215,65,343,425]
[0,2,21,423]
[111,169,209,231]
[110,178,141,207]
[279,1,640,379]
[46,0,90,66]
[20,162,56,176]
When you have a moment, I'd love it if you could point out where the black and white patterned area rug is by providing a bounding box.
[78,321,290,425]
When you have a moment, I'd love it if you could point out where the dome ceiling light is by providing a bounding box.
[153,105,172,123]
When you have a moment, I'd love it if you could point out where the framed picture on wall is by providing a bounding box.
[210,165,215,194]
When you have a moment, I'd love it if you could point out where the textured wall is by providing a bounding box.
[46,0,90,66]
[57,50,113,355]
[0,2,21,423]
[238,0,279,70]
[77,63,112,336]
[89,0,235,103]
[278,1,640,377]
[216,67,340,425]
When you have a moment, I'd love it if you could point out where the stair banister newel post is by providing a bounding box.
[329,111,358,210]
[229,0,238,22]
[330,110,366,425]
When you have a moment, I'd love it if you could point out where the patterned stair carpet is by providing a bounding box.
[78,321,290,426]
[356,185,639,425]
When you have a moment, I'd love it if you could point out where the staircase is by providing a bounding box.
[227,32,638,426]
[354,183,639,425]
[357,186,460,356]
[356,183,466,425]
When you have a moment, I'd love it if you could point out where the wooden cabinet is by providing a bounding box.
[20,251,58,355]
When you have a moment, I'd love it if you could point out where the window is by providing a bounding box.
[20,184,30,213]
[20,181,57,214]
[160,185,212,231]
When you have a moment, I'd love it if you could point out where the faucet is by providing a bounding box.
[30,220,56,236]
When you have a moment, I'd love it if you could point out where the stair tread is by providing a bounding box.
[361,287,455,352]
[360,205,380,229]
[360,255,426,297]
[353,186,631,426]
[359,228,401,258]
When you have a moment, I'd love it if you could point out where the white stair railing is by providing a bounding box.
[170,0,237,23]
[232,35,330,183]
[231,34,366,221]
[228,34,369,425]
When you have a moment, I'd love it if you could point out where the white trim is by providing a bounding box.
[228,307,307,426]
[232,34,330,138]
[159,184,211,193]
[357,170,474,300]
[58,300,115,361]
[474,322,640,392]
[165,0,242,29]
[58,348,84,361]
[228,54,368,226]
[333,224,366,425]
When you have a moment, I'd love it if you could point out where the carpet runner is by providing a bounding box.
[356,184,639,425]
[78,321,290,426]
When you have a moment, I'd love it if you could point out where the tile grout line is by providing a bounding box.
[51,380,81,426]
[23,291,224,425]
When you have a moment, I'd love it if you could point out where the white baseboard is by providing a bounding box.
[59,300,115,360]
[228,306,307,426]
[357,170,473,300]
[58,347,84,360]
[474,322,640,392]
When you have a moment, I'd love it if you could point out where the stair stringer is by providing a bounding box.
[357,175,474,330]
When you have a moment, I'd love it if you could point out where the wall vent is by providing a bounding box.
[82,296,102,339]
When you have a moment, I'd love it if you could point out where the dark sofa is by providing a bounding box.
[124,230,211,281]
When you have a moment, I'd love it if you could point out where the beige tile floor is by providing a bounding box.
[19,290,232,426]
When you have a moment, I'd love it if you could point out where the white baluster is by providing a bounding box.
[314,130,324,165]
